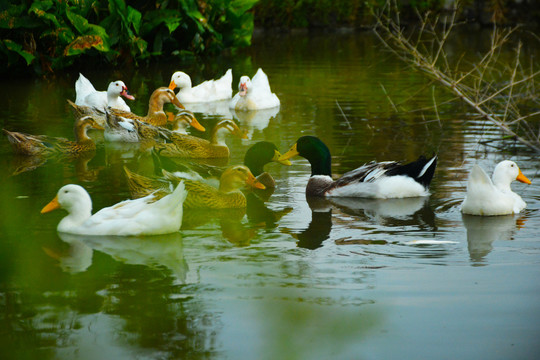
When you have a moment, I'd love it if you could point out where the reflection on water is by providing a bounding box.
[49,232,188,282]
[330,196,437,231]
[231,107,279,139]
[282,197,333,249]
[462,214,524,265]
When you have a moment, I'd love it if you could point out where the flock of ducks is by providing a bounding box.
[3,69,533,237]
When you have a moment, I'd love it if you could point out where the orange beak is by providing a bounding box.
[41,195,61,213]
[516,169,531,184]
[246,173,266,190]
[170,95,185,109]
[168,80,177,90]
[189,116,205,132]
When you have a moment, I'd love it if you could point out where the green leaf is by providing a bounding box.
[28,1,61,28]
[127,6,142,35]
[1,39,35,65]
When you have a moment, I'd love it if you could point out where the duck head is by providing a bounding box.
[171,110,205,133]
[219,165,266,193]
[279,136,332,176]
[149,87,185,113]
[108,81,135,101]
[244,141,291,177]
[169,71,192,90]
[238,76,251,96]
[41,184,92,219]
[211,120,247,145]
[492,160,531,191]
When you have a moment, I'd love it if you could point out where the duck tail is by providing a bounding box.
[415,155,437,188]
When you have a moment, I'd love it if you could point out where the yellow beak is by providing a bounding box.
[272,150,292,166]
[41,195,60,213]
[168,80,177,90]
[246,173,266,190]
[516,169,532,184]
[278,143,299,161]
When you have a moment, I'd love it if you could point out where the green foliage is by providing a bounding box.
[0,0,259,76]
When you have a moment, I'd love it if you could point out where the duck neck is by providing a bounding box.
[147,95,166,117]
[244,156,265,177]
[58,200,92,232]
[74,124,93,145]
[211,127,229,146]
[308,149,332,177]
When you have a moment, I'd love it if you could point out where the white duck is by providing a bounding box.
[41,182,187,236]
[169,69,233,103]
[75,73,135,111]
[229,68,280,111]
[461,161,531,216]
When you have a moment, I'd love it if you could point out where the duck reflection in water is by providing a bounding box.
[231,107,279,140]
[328,196,437,231]
[44,232,188,282]
[281,197,333,250]
[462,214,526,264]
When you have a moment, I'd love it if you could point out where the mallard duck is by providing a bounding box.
[3,116,104,156]
[279,136,437,198]
[152,141,291,188]
[169,69,233,103]
[229,68,280,111]
[75,73,135,111]
[41,182,187,236]
[124,165,265,209]
[461,161,531,216]
[154,119,244,158]
[108,87,185,127]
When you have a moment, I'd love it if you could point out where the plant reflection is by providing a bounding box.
[462,214,525,265]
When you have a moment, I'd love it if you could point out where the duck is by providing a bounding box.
[41,182,187,236]
[169,69,233,103]
[460,160,531,216]
[279,136,438,198]
[153,119,245,158]
[229,68,280,111]
[124,165,265,209]
[67,99,107,127]
[3,116,104,156]
[104,109,204,143]
[75,73,135,112]
[108,87,185,127]
[151,141,291,189]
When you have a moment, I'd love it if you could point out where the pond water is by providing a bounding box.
[1,30,539,359]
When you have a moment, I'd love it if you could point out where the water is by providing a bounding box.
[1,30,539,359]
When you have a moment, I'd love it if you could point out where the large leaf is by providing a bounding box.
[64,34,109,56]
[1,39,36,65]
[142,9,182,35]
[28,0,61,28]
[127,6,142,35]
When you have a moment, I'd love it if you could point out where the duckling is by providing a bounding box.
[279,136,437,198]
[461,161,531,216]
[3,116,104,156]
[108,87,185,127]
[154,119,245,158]
[124,165,265,209]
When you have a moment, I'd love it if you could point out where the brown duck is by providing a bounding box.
[108,87,185,126]
[124,165,265,209]
[154,119,245,158]
[3,116,104,156]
